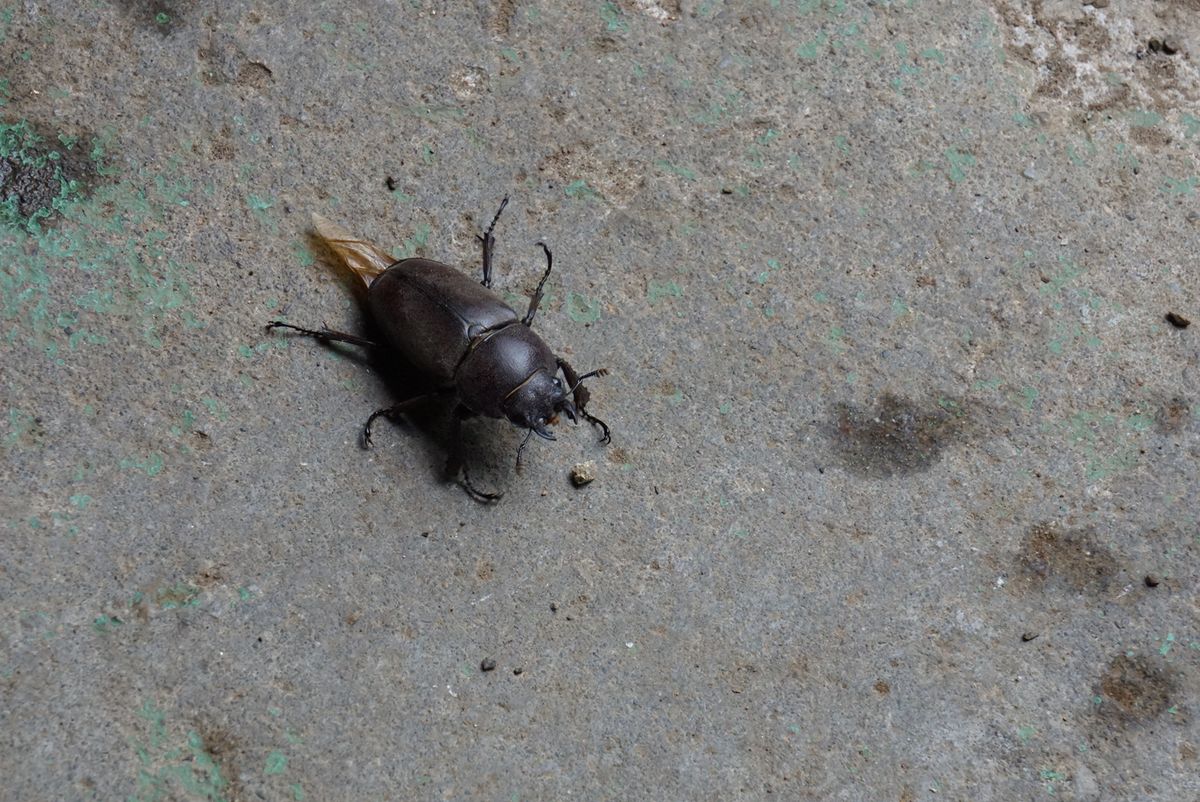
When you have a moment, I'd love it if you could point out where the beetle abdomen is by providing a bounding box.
[368,259,518,382]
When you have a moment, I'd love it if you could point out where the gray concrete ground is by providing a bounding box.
[2,1,1198,799]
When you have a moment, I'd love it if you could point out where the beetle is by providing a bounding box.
[267,198,610,501]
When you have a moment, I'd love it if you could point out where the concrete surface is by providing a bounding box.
[2,0,1198,799]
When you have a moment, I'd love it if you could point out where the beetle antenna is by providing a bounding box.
[515,427,535,471]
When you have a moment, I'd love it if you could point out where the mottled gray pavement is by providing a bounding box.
[2,1,1198,800]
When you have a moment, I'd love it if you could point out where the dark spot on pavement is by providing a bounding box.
[1156,397,1193,434]
[828,393,966,478]
[0,120,92,232]
[1097,654,1177,724]
[1016,523,1120,595]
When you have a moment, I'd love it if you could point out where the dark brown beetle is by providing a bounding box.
[268,198,610,501]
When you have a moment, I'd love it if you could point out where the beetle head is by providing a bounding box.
[503,369,574,440]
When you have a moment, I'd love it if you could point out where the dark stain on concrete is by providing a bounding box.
[1016,523,1120,595]
[0,121,93,232]
[1156,396,1193,434]
[828,393,966,478]
[1096,654,1177,724]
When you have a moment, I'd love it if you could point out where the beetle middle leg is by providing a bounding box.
[361,392,444,447]
[558,358,612,444]
[446,405,503,502]
[477,196,509,289]
[266,320,380,349]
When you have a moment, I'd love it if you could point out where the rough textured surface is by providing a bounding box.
[2,1,1198,800]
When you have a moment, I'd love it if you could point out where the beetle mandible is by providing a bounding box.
[267,198,610,501]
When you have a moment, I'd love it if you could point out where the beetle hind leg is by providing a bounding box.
[266,320,380,349]
[361,392,447,447]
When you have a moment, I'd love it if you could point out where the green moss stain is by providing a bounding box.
[564,179,599,200]
[647,280,682,305]
[395,222,431,259]
[121,453,165,477]
[3,408,35,449]
[264,751,288,775]
[566,292,601,323]
[93,614,124,634]
[653,160,697,181]
[943,148,975,183]
[599,1,626,32]
[156,581,201,609]
[0,119,86,232]
[130,701,230,802]
[1128,110,1162,128]
[1162,176,1196,196]
[2,123,201,359]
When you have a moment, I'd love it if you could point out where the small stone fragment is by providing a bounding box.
[1165,312,1191,329]
[570,461,597,487]
[1022,166,1038,180]
[1148,38,1162,53]
[1144,574,1160,588]
[1161,37,1180,56]
[1021,632,1039,642]
[513,667,524,676]
[480,657,496,672]
[1083,0,1108,7]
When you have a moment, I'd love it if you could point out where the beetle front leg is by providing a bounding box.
[266,320,381,350]
[521,243,554,327]
[445,405,503,502]
[558,358,612,444]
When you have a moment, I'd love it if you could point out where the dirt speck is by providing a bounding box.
[236,61,273,88]
[571,461,597,487]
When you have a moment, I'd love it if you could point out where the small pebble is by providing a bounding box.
[1022,166,1038,180]
[480,657,496,672]
[570,461,597,487]
[1144,574,1160,588]
[1162,37,1181,56]
[1021,632,1039,642]
[1083,0,1108,7]
[513,667,524,676]
[1148,38,1162,53]
[1165,312,1191,329]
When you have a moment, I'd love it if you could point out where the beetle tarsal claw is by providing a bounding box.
[533,424,556,441]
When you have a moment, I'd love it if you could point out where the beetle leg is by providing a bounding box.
[477,196,509,289]
[521,243,554,327]
[446,405,503,502]
[514,428,535,472]
[361,393,440,448]
[266,320,381,349]
[557,359,612,444]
